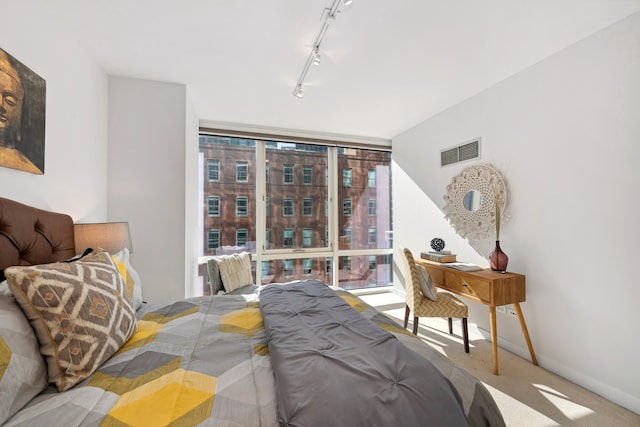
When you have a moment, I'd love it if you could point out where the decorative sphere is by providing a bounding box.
[430,237,445,252]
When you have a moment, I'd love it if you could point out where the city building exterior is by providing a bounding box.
[199,135,392,291]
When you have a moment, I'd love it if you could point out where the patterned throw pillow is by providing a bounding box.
[4,251,137,391]
[0,281,47,424]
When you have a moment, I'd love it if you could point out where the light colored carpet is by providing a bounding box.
[358,291,640,427]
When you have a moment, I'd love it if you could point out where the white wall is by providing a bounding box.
[0,4,108,220]
[393,12,640,413]
[108,76,199,304]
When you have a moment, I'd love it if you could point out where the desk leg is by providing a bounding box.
[489,305,499,375]
[514,302,538,366]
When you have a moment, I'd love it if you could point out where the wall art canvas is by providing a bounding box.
[0,47,46,175]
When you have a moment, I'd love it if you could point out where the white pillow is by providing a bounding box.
[416,264,437,301]
[217,252,254,292]
[0,281,48,424]
[111,248,143,310]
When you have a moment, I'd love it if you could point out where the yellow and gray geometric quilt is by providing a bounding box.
[3,286,503,426]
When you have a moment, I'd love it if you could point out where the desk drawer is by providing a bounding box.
[444,272,491,303]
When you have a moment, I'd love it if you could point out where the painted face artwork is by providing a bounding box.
[0,50,24,147]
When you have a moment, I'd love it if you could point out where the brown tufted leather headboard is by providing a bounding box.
[0,198,75,281]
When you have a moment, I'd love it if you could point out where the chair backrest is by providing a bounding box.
[399,246,421,311]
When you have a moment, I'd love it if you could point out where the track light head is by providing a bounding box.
[312,47,321,66]
[294,84,304,99]
[344,0,353,6]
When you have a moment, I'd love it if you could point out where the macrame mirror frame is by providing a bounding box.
[442,163,507,240]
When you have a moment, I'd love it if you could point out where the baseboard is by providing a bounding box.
[475,326,640,415]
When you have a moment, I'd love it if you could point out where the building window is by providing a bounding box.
[236,196,248,216]
[236,161,249,183]
[343,256,351,271]
[284,259,294,277]
[303,229,312,247]
[207,196,220,217]
[265,163,270,183]
[343,198,352,216]
[344,227,352,245]
[303,198,313,216]
[236,229,248,247]
[207,160,220,182]
[207,229,220,250]
[283,228,294,248]
[368,169,376,187]
[303,258,312,275]
[326,257,332,274]
[303,166,313,185]
[284,164,294,184]
[283,197,294,216]
[261,261,270,279]
[265,197,270,217]
[368,227,377,245]
[265,229,270,249]
[343,168,352,186]
[369,255,377,270]
[368,199,376,216]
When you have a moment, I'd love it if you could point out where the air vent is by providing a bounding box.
[440,138,480,166]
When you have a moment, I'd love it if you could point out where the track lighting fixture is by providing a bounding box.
[292,0,353,98]
[312,47,321,66]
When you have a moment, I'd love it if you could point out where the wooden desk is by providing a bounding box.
[416,259,538,375]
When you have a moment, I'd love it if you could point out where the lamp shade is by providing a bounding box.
[74,222,132,255]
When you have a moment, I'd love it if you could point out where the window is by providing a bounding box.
[284,259,294,277]
[208,196,220,216]
[368,199,376,216]
[236,161,249,182]
[343,168,352,186]
[200,134,392,292]
[368,169,376,187]
[261,261,270,279]
[369,255,377,270]
[343,256,351,271]
[207,229,220,250]
[303,165,313,185]
[344,227,352,245]
[368,227,377,245]
[236,196,248,216]
[343,198,352,216]
[284,164,294,184]
[303,198,313,216]
[236,229,248,247]
[303,258,312,275]
[283,228,294,248]
[207,160,220,182]
[283,197,294,216]
[302,229,312,247]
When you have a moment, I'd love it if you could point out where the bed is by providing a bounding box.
[0,197,505,426]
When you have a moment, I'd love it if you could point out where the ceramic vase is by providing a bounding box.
[489,240,508,272]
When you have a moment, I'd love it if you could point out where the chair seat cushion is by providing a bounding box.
[415,291,468,318]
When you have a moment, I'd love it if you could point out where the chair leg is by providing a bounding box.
[448,318,453,334]
[462,318,469,353]
[404,305,410,329]
[412,317,419,335]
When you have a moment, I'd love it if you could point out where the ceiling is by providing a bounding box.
[53,0,640,140]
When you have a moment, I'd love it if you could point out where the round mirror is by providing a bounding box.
[463,190,482,211]
[442,164,507,240]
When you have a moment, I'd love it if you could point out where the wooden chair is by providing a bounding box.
[400,247,470,353]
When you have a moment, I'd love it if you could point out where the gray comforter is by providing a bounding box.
[260,280,469,427]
